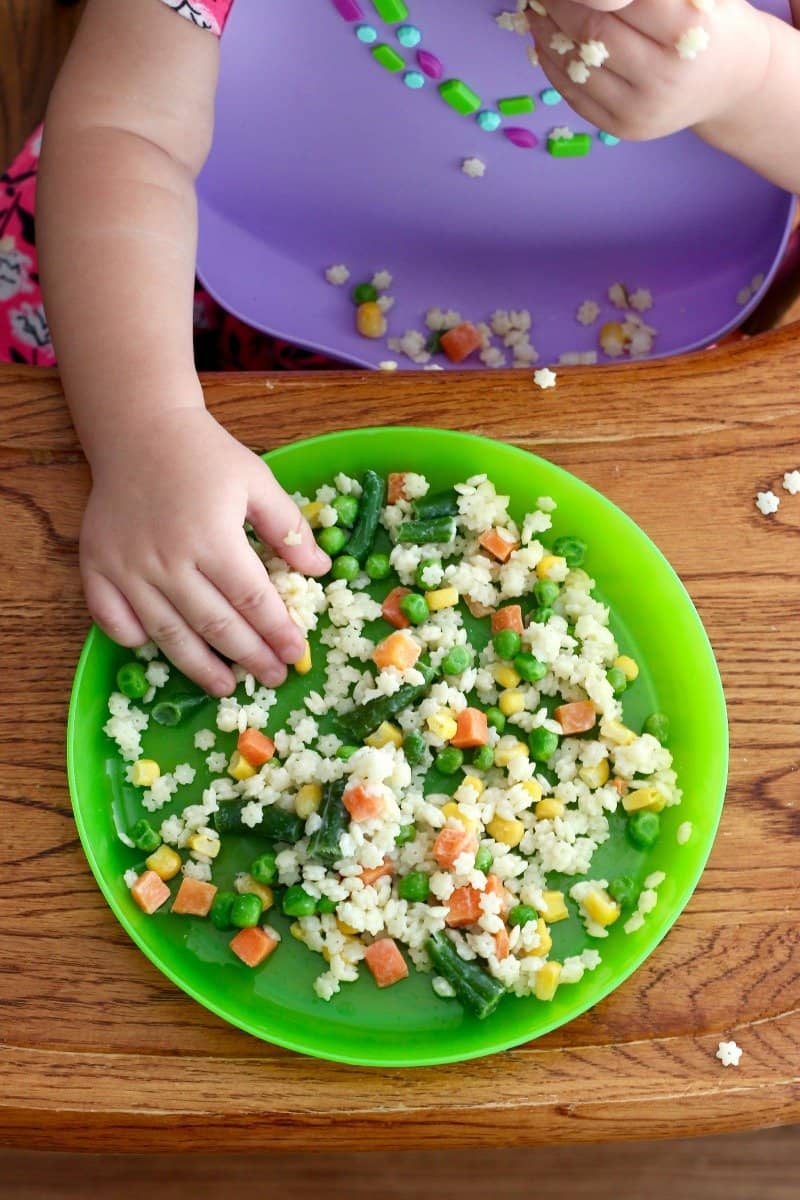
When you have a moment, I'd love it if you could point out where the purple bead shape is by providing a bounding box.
[332,0,364,20]
[504,126,539,149]
[417,49,444,80]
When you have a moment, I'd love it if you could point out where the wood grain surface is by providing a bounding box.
[1,327,799,1151]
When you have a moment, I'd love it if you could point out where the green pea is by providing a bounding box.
[116,662,149,700]
[606,666,628,697]
[209,891,237,931]
[471,745,494,771]
[493,628,522,660]
[332,493,359,527]
[230,892,263,929]
[552,535,586,567]
[441,645,472,675]
[415,557,442,590]
[399,592,429,625]
[627,810,661,849]
[336,744,360,761]
[316,896,337,914]
[317,526,347,556]
[331,554,360,582]
[533,579,560,608]
[435,746,464,775]
[514,653,547,683]
[508,904,537,927]
[365,551,392,581]
[474,845,493,873]
[398,871,430,903]
[403,731,427,766]
[351,281,378,304]
[532,606,554,625]
[485,706,506,734]
[282,885,318,918]
[529,727,559,762]
[251,850,278,885]
[396,823,417,846]
[644,712,670,743]
[129,819,161,854]
[608,875,638,910]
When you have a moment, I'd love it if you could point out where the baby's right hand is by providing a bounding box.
[80,407,331,697]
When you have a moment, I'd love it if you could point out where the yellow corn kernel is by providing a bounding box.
[427,709,458,742]
[494,737,529,768]
[534,959,562,1001]
[425,586,459,612]
[536,554,566,580]
[460,775,485,798]
[583,887,620,928]
[540,890,569,924]
[494,663,521,689]
[294,640,312,675]
[535,918,553,956]
[321,946,332,963]
[521,779,543,804]
[295,782,323,819]
[441,801,479,835]
[131,759,160,788]
[601,718,637,746]
[145,845,182,881]
[228,749,256,781]
[578,759,610,789]
[365,721,404,750]
[622,786,666,814]
[599,321,626,350]
[356,300,387,339]
[499,688,525,717]
[614,654,639,682]
[301,500,324,528]
[336,918,359,937]
[289,921,306,942]
[235,873,274,910]
[535,797,564,821]
[186,832,220,859]
[486,815,525,848]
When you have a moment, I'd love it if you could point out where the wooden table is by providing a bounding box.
[1,335,799,1152]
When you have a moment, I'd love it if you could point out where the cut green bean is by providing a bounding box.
[213,801,303,843]
[307,779,349,867]
[345,469,386,562]
[412,488,459,520]
[426,931,506,1019]
[397,516,457,545]
[337,658,438,741]
[403,730,427,766]
[129,819,161,854]
[151,692,208,727]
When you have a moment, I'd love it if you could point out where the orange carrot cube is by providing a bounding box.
[494,926,511,961]
[432,826,478,870]
[372,630,421,672]
[364,937,409,988]
[491,605,524,636]
[446,885,483,928]
[388,473,409,503]
[479,529,519,563]
[237,728,275,767]
[360,860,394,887]
[463,593,495,619]
[440,321,482,364]
[554,700,597,734]
[451,707,489,749]
[484,873,510,917]
[171,876,218,917]
[381,586,412,629]
[130,870,171,915]
[229,926,278,968]
[343,783,386,822]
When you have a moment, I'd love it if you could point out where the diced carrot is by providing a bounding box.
[130,870,171,915]
[484,873,510,917]
[446,885,483,928]
[171,876,218,917]
[237,728,275,767]
[479,529,519,563]
[343,782,386,822]
[554,700,597,735]
[433,826,478,870]
[463,593,495,619]
[494,925,511,961]
[440,321,482,364]
[491,605,524,636]
[229,926,278,968]
[388,473,409,503]
[381,586,412,629]
[360,859,394,886]
[612,777,629,797]
[372,630,421,672]
[451,707,489,749]
[364,937,409,988]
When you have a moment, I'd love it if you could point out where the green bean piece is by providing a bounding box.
[336,744,360,761]
[415,557,443,590]
[251,850,278,885]
[608,875,638,910]
[474,845,493,873]
[345,469,387,562]
[213,801,303,843]
[399,592,430,625]
[411,488,459,520]
[531,605,554,625]
[336,658,438,741]
[552,535,586,567]
[230,893,263,929]
[307,779,349,867]
[493,628,521,660]
[365,551,392,581]
[396,824,417,848]
[425,330,443,355]
[441,645,472,675]
[485,706,506,734]
[282,885,318,918]
[514,653,547,683]
[529,727,559,762]
[508,904,537,927]
[435,747,464,775]
[471,745,494,772]
[397,515,457,545]
[331,554,360,582]
[332,493,359,527]
[627,810,661,849]
[209,891,237,931]
[130,819,161,854]
[151,691,208,727]
[426,931,507,1019]
[403,731,427,766]
[644,712,670,743]
[398,871,430,902]
[317,526,347,556]
[316,895,337,914]
[606,666,628,697]
[116,662,149,700]
[533,578,560,607]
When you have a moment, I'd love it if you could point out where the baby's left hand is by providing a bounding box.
[528,0,771,141]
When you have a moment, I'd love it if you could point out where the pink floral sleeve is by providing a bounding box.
[157,0,235,36]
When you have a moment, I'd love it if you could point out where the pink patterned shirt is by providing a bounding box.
[159,0,235,36]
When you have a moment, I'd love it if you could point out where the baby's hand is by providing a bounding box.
[80,408,331,697]
[528,0,771,141]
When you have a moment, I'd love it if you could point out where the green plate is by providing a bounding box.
[67,427,728,1067]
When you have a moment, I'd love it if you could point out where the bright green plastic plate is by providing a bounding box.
[67,427,728,1067]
